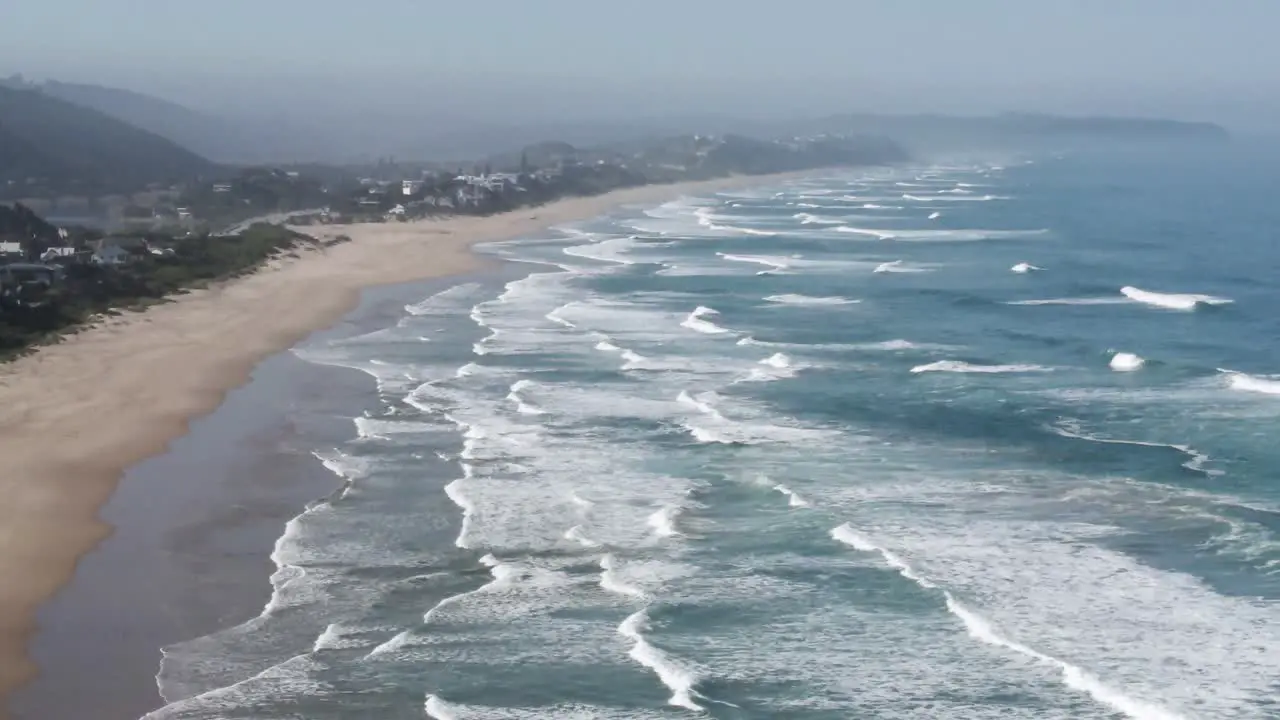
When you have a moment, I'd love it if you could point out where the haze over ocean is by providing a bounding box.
[148,143,1280,719]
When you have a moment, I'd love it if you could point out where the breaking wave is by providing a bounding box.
[680,306,731,335]
[763,294,859,306]
[1110,352,1145,372]
[911,360,1051,374]
[1219,369,1280,396]
[1120,286,1233,311]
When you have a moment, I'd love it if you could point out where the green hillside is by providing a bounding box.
[0,85,216,195]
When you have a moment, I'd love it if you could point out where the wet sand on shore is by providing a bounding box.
[0,172,810,717]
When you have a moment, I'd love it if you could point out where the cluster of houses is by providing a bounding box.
[0,235,171,266]
[346,169,560,221]
[1,235,175,302]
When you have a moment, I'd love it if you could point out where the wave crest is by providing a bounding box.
[911,360,1051,374]
[1121,286,1232,311]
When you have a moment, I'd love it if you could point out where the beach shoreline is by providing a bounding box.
[0,171,813,716]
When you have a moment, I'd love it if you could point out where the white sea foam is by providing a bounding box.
[1011,262,1042,273]
[831,525,1189,720]
[678,390,830,445]
[647,506,681,538]
[903,193,1008,202]
[928,211,942,219]
[506,379,546,415]
[403,282,484,315]
[444,474,477,549]
[562,236,642,265]
[1050,419,1214,475]
[1120,286,1232,311]
[680,306,731,335]
[618,609,703,710]
[774,484,811,508]
[1219,369,1280,396]
[792,212,843,225]
[697,209,778,236]
[1110,352,1146,372]
[563,525,601,548]
[424,695,462,720]
[761,352,792,369]
[764,293,859,306]
[874,260,934,273]
[1006,297,1130,306]
[838,226,1047,242]
[717,252,792,272]
[617,349,698,372]
[739,352,801,383]
[599,554,647,599]
[311,623,366,652]
[911,360,1050,374]
[353,416,432,440]
[859,339,930,351]
[544,306,576,328]
[595,339,620,352]
[1198,514,1280,571]
[944,598,1189,720]
[313,449,370,482]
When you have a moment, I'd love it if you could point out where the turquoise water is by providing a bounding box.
[149,146,1280,719]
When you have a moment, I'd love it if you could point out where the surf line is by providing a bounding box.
[831,524,1188,720]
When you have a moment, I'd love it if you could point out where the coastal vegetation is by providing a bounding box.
[176,166,332,227]
[1,126,910,359]
[0,74,1233,361]
[0,83,216,197]
[320,133,909,223]
[0,203,313,358]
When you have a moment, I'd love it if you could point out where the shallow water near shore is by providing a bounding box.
[10,274,501,720]
[49,145,1280,718]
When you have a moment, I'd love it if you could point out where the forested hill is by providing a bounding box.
[0,85,216,194]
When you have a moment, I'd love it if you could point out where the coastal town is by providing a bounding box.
[1,6,1263,717]
[0,132,907,357]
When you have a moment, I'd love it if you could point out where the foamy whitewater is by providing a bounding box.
[145,147,1280,719]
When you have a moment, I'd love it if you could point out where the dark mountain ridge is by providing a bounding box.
[0,83,216,195]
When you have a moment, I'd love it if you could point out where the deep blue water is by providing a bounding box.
[147,145,1280,719]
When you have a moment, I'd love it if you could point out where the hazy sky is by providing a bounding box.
[3,0,1277,127]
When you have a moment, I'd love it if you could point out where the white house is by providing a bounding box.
[92,237,147,265]
[39,247,77,262]
[402,180,423,196]
[484,173,519,191]
[0,241,22,258]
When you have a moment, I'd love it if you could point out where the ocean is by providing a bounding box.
[145,144,1280,719]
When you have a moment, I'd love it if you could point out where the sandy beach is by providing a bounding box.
[0,173,806,716]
